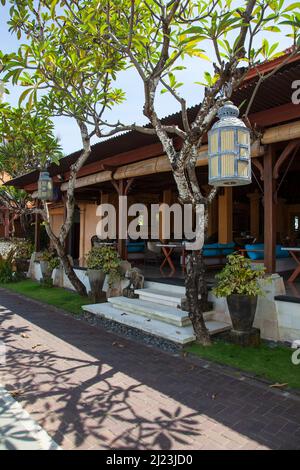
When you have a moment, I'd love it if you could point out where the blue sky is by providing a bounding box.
[0,2,295,156]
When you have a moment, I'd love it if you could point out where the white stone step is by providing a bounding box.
[107,296,191,327]
[144,281,186,296]
[205,320,231,335]
[82,303,196,345]
[134,288,183,308]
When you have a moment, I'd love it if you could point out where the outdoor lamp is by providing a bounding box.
[208,101,251,187]
[38,171,53,201]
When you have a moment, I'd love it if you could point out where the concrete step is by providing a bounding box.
[82,303,231,344]
[82,303,196,345]
[205,320,231,336]
[134,288,183,308]
[107,296,191,327]
[144,281,186,296]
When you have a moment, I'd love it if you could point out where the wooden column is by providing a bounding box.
[159,189,172,242]
[247,189,261,240]
[264,145,276,274]
[34,200,41,252]
[277,198,287,242]
[207,196,218,239]
[111,178,134,259]
[218,187,233,243]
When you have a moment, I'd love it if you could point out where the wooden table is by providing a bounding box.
[156,243,185,274]
[281,247,300,283]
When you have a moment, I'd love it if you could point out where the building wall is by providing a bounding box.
[49,205,64,238]
[78,201,101,266]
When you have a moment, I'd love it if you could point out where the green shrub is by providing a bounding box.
[49,256,60,271]
[0,249,15,283]
[213,253,266,298]
[40,249,56,262]
[86,245,123,286]
[14,240,34,260]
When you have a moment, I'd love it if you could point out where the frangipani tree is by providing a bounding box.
[0,106,63,237]
[55,0,299,344]
[2,0,299,341]
[1,1,128,295]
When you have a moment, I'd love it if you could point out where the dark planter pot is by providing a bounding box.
[15,258,30,273]
[40,260,51,278]
[227,294,258,332]
[87,269,106,302]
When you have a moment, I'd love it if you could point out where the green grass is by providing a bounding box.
[0,279,91,315]
[186,340,300,389]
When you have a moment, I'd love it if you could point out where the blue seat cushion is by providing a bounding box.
[245,244,290,260]
[218,242,235,255]
[126,241,145,253]
[276,246,290,259]
[203,243,219,257]
[245,243,264,260]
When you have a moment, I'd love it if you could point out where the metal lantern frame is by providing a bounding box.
[38,170,54,201]
[208,101,251,187]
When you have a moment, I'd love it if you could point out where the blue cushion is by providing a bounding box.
[245,244,290,260]
[203,243,219,257]
[218,242,235,255]
[126,241,145,253]
[245,243,264,260]
[218,242,235,249]
[276,246,290,259]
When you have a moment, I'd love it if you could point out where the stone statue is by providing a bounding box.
[122,267,144,298]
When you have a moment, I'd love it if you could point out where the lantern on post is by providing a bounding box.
[37,171,53,201]
[208,101,251,187]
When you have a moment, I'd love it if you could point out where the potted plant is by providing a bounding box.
[213,253,265,333]
[14,240,34,273]
[40,249,57,278]
[86,245,123,301]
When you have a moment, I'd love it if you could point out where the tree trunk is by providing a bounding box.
[55,241,87,297]
[185,234,211,346]
[43,217,88,296]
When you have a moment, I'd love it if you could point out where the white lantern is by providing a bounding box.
[208,101,251,187]
[38,171,53,201]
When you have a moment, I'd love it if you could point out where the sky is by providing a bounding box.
[0,1,296,156]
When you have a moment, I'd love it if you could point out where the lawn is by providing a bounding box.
[186,340,300,389]
[0,279,91,315]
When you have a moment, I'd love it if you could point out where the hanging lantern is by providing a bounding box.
[208,101,251,187]
[37,171,53,201]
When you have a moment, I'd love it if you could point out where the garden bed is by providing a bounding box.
[0,279,92,315]
[186,340,300,389]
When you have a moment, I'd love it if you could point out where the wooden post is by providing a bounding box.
[207,196,218,239]
[34,199,41,252]
[111,178,134,259]
[159,189,172,242]
[264,145,276,274]
[247,190,261,240]
[218,187,233,243]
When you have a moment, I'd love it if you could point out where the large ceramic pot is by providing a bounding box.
[227,294,258,332]
[87,269,105,302]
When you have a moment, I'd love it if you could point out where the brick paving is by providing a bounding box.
[1,287,300,450]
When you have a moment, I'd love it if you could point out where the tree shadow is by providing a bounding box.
[0,301,201,449]
[1,292,300,450]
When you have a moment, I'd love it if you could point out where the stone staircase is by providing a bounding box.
[82,281,231,346]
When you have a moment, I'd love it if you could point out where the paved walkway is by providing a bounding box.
[0,384,60,450]
[1,288,300,450]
